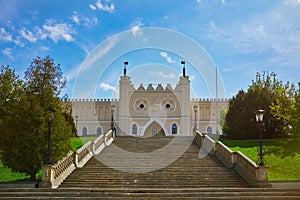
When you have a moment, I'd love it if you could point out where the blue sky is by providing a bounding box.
[1,0,300,99]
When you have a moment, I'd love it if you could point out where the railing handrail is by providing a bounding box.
[52,151,74,168]
[76,141,93,154]
[194,131,269,187]
[42,130,115,188]
[236,150,258,168]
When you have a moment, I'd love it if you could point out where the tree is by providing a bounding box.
[0,65,23,150]
[270,81,300,137]
[0,56,73,181]
[0,92,46,181]
[223,71,295,139]
[218,109,228,131]
[24,56,67,108]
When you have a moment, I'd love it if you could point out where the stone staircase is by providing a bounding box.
[1,136,299,199]
[60,136,249,189]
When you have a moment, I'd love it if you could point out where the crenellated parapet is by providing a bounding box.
[67,98,119,102]
[191,98,230,103]
[134,83,174,93]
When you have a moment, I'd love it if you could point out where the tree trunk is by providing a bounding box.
[30,172,36,182]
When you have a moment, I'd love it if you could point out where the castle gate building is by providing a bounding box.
[71,67,229,136]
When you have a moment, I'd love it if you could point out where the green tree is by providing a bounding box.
[24,56,67,108]
[270,81,300,137]
[0,56,73,181]
[0,65,23,150]
[223,72,295,139]
[0,92,46,181]
[23,55,72,169]
[218,109,228,135]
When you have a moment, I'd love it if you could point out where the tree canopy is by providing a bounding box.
[0,56,74,181]
[223,72,299,140]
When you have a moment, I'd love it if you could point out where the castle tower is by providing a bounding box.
[118,62,134,134]
[175,64,191,136]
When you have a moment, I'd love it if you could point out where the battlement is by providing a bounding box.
[191,98,230,103]
[134,83,174,92]
[66,99,119,102]
[66,98,230,102]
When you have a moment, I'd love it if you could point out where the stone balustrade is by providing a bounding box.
[41,130,115,188]
[93,134,105,154]
[194,131,270,187]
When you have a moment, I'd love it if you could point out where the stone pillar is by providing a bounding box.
[39,165,53,188]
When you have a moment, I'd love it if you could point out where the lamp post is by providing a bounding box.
[193,105,198,132]
[255,109,265,166]
[111,105,115,131]
[46,106,55,165]
[75,115,78,136]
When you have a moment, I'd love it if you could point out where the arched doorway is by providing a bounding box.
[143,121,165,137]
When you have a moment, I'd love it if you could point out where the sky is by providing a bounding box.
[1,0,300,99]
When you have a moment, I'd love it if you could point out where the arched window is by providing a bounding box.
[132,124,137,135]
[172,123,177,134]
[207,126,212,134]
[82,127,87,136]
[96,127,102,135]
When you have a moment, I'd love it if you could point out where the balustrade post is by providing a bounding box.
[74,152,79,167]
[256,166,269,183]
[39,165,53,188]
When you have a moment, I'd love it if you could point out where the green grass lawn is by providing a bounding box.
[71,136,97,151]
[0,136,98,182]
[220,137,300,181]
[0,160,30,182]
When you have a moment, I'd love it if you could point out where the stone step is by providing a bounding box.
[1,188,300,199]
[59,136,250,191]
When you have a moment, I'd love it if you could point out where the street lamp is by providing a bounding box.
[255,109,265,166]
[111,105,115,131]
[75,115,78,136]
[46,106,55,165]
[193,105,198,132]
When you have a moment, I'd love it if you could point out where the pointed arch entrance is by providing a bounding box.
[140,119,169,137]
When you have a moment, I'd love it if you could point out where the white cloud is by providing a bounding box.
[131,18,143,36]
[148,71,177,79]
[1,48,12,58]
[158,71,177,79]
[19,28,37,43]
[42,20,75,43]
[90,0,115,13]
[159,51,175,63]
[89,4,97,10]
[71,12,99,27]
[71,12,80,24]
[99,82,118,93]
[0,28,13,42]
[35,27,47,40]
[13,36,24,47]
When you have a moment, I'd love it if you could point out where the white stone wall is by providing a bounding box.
[71,75,229,137]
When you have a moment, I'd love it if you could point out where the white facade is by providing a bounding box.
[71,72,229,137]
